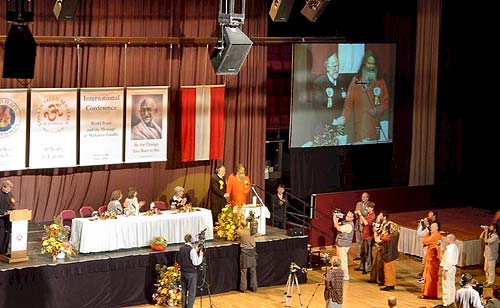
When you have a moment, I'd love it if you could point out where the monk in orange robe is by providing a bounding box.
[226,164,251,207]
[421,222,441,299]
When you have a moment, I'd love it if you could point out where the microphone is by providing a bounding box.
[355,80,369,85]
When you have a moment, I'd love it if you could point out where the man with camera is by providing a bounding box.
[179,233,204,308]
[480,224,499,288]
[420,222,441,300]
[355,202,376,274]
[455,273,484,308]
[380,220,399,291]
[370,211,388,286]
[333,210,354,281]
[354,192,370,260]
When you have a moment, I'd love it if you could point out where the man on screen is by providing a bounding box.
[311,53,350,144]
[333,50,390,144]
[131,97,162,140]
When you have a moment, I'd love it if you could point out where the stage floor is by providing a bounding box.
[391,207,493,266]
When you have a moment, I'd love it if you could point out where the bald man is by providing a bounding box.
[131,97,162,140]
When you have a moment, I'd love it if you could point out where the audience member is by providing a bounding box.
[333,211,354,281]
[420,222,441,299]
[354,192,370,260]
[324,256,344,308]
[455,273,483,308]
[387,296,398,308]
[441,233,459,307]
[481,224,499,287]
[380,220,400,291]
[355,201,375,274]
[369,211,387,286]
[107,190,123,215]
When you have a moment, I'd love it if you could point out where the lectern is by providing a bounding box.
[0,209,32,263]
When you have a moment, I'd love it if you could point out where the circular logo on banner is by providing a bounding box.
[0,98,21,138]
[36,95,71,133]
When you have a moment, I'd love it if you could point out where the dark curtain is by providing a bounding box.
[0,0,267,222]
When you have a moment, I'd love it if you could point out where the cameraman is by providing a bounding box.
[480,224,499,288]
[455,273,484,308]
[179,233,204,308]
[355,202,376,274]
[333,211,354,281]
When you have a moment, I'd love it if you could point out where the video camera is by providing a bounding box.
[332,209,345,223]
[197,228,207,251]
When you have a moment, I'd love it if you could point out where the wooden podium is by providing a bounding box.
[0,209,32,263]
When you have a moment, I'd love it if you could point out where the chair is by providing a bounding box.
[79,206,94,218]
[98,205,108,215]
[153,201,167,210]
[58,209,77,227]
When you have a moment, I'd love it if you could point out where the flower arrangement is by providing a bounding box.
[145,208,161,216]
[99,211,117,220]
[41,217,77,260]
[149,236,167,251]
[177,204,195,213]
[152,263,182,306]
[214,207,242,241]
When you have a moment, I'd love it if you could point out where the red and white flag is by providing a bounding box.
[180,85,225,162]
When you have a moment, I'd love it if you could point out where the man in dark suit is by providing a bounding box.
[0,180,15,254]
[271,184,288,229]
[210,165,229,223]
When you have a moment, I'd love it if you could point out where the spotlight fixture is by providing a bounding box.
[53,0,80,21]
[301,0,331,22]
[210,0,253,75]
[269,0,295,22]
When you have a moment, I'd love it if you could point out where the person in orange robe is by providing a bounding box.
[421,222,441,299]
[226,164,251,207]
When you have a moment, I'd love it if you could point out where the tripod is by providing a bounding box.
[282,266,304,308]
[198,250,216,308]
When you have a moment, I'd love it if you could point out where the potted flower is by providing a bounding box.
[214,207,241,241]
[41,217,77,261]
[149,236,167,251]
[152,263,182,306]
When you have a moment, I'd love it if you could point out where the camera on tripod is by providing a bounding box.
[289,262,307,274]
[332,209,345,223]
[197,228,207,251]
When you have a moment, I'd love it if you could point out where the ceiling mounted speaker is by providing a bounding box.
[210,26,253,75]
[3,25,37,79]
[301,0,331,22]
[269,0,295,22]
[53,0,81,21]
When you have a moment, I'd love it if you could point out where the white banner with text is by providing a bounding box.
[0,89,27,171]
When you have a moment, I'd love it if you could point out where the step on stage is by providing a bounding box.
[391,207,492,267]
[0,225,308,308]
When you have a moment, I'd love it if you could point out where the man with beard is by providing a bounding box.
[131,97,162,140]
[333,50,390,144]
[311,53,350,142]
[226,164,251,207]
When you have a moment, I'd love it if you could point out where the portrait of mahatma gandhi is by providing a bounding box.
[131,95,163,140]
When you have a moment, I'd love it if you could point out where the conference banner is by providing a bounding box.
[29,88,77,169]
[80,88,124,166]
[0,89,27,171]
[125,86,168,163]
[180,85,225,162]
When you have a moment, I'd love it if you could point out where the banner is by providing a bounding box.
[180,85,225,162]
[0,89,27,171]
[29,89,77,169]
[80,88,124,166]
[125,87,168,163]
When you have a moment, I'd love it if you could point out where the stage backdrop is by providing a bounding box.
[80,87,124,166]
[29,88,77,169]
[0,89,27,171]
[125,86,169,163]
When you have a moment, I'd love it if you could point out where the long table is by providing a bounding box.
[70,208,214,253]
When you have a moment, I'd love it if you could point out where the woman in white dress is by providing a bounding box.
[123,187,145,215]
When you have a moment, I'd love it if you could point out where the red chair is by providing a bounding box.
[153,201,167,210]
[98,205,108,215]
[58,209,77,227]
[79,206,94,218]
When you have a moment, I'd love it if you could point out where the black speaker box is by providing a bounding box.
[2,25,37,79]
[53,0,80,21]
[210,26,253,75]
[301,0,331,22]
[287,228,304,236]
[269,0,295,22]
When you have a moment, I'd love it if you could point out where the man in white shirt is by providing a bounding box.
[441,233,459,307]
[455,273,484,308]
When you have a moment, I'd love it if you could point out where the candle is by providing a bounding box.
[252,196,257,207]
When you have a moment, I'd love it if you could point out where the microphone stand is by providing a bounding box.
[251,185,266,208]
[358,78,389,142]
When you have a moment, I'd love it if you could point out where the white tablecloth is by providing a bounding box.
[397,226,483,267]
[240,204,270,235]
[70,208,214,253]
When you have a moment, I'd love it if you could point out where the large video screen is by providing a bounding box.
[290,43,396,148]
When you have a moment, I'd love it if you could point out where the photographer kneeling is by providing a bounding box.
[455,273,484,308]
[333,211,354,281]
[237,219,258,292]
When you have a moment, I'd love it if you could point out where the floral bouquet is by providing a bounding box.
[214,207,242,241]
[149,236,167,251]
[177,204,195,213]
[41,217,77,260]
[152,263,182,306]
[99,211,117,220]
[145,208,161,216]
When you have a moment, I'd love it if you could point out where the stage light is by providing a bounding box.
[269,0,295,22]
[301,0,331,22]
[53,0,80,21]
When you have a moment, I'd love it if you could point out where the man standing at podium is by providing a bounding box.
[0,180,15,254]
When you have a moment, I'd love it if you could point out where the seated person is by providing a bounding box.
[123,187,145,215]
[107,190,123,215]
[169,186,188,209]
